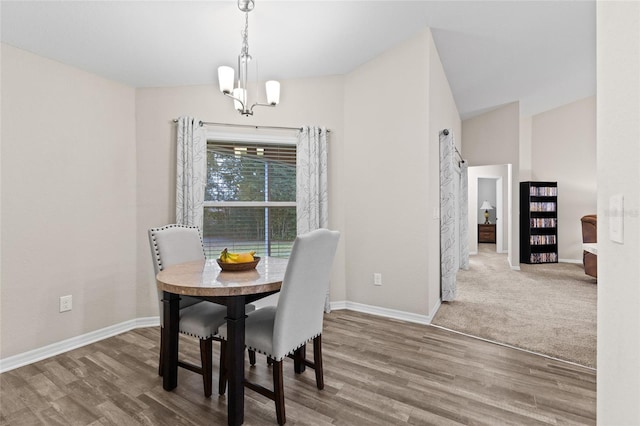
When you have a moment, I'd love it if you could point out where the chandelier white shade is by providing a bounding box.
[217,66,235,94]
[265,80,280,105]
[217,0,280,116]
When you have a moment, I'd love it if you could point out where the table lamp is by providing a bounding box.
[480,201,494,224]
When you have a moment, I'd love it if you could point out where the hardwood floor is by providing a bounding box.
[0,310,596,425]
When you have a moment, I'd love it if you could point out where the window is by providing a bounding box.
[203,137,296,259]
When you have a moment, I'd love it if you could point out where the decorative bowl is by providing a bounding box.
[216,257,260,272]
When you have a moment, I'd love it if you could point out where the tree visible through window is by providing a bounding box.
[203,140,296,259]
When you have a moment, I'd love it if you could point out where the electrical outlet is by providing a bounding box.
[59,295,72,312]
[373,273,382,286]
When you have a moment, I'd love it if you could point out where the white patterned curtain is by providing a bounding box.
[176,116,207,228]
[459,161,469,270]
[440,129,468,301]
[297,126,330,311]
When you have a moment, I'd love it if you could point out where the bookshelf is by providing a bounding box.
[520,181,558,264]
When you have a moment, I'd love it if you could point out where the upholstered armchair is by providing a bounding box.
[580,215,597,279]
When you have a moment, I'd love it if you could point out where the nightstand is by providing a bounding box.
[478,224,496,243]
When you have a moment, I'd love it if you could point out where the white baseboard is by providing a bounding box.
[2,300,446,373]
[330,300,437,325]
[560,258,583,264]
[507,256,521,270]
[0,316,159,373]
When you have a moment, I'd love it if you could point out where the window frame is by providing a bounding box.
[203,130,297,257]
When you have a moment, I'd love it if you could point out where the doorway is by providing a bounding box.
[467,165,510,257]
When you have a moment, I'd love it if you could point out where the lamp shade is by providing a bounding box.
[218,66,235,94]
[232,87,246,111]
[480,201,494,210]
[265,80,280,105]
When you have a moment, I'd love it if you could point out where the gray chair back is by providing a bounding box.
[272,228,340,359]
[148,224,206,321]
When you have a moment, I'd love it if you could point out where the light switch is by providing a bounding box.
[609,194,624,244]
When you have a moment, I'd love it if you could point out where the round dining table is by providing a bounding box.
[156,256,288,426]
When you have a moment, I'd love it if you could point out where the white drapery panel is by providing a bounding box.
[459,161,469,271]
[176,116,207,228]
[439,129,469,301]
[296,126,330,311]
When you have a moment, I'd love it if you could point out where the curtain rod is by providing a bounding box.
[455,147,464,163]
[441,128,464,162]
[172,119,331,133]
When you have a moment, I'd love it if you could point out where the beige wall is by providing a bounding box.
[531,96,596,261]
[343,28,460,317]
[135,76,347,318]
[462,102,520,267]
[427,31,462,313]
[519,115,532,181]
[462,102,520,167]
[1,44,137,358]
[597,2,640,423]
[344,30,430,315]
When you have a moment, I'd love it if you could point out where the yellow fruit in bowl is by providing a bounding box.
[219,248,256,263]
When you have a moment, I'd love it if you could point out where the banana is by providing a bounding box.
[219,248,256,263]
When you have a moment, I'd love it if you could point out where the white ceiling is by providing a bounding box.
[1,1,595,119]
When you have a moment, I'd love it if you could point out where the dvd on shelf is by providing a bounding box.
[530,235,557,245]
[529,186,558,196]
[529,202,556,212]
[530,252,558,263]
[530,218,557,228]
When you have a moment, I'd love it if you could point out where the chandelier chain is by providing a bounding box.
[241,11,250,58]
[218,0,279,115]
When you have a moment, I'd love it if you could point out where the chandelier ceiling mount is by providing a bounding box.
[217,0,280,116]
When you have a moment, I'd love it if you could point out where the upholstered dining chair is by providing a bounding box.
[218,228,340,425]
[149,224,255,397]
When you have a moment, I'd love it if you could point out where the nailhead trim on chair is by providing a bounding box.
[176,330,214,340]
[216,333,322,362]
[150,223,214,398]
[151,224,210,340]
[149,224,206,271]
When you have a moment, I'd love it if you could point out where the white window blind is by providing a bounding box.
[203,140,296,259]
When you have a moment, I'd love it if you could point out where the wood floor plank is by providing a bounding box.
[10,379,51,414]
[26,373,66,402]
[0,372,29,417]
[48,395,101,425]
[1,406,44,426]
[0,310,596,425]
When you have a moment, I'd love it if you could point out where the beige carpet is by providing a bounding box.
[432,244,597,368]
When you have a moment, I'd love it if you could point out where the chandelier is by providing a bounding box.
[217,0,280,116]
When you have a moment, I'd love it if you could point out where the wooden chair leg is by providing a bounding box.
[158,329,164,377]
[200,338,213,397]
[273,360,286,425]
[313,335,324,390]
[293,344,306,374]
[219,340,227,395]
[249,349,256,366]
